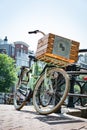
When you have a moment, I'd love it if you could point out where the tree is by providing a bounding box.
[0,54,17,92]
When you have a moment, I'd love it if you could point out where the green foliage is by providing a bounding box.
[74,84,80,94]
[0,54,17,92]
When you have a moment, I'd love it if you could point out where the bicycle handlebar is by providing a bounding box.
[79,49,87,53]
[28,30,46,36]
[28,30,39,34]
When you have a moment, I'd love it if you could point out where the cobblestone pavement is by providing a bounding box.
[0,104,87,130]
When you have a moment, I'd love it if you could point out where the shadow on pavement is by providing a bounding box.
[35,114,85,125]
[20,109,39,115]
[20,109,85,125]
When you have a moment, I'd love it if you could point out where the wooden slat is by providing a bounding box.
[45,53,74,63]
[36,49,47,57]
[72,41,80,46]
[70,45,79,50]
[36,44,48,53]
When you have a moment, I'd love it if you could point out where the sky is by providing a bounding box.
[0,0,87,52]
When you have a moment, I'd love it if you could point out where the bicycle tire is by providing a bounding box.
[33,67,70,115]
[14,68,29,110]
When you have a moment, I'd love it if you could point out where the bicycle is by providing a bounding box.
[14,30,70,115]
[65,50,87,108]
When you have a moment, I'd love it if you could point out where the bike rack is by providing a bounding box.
[67,70,87,107]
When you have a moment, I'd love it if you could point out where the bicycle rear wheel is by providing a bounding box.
[33,67,70,115]
[14,68,30,110]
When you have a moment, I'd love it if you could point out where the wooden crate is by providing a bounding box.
[36,33,80,66]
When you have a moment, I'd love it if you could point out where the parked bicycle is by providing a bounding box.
[65,63,87,107]
[65,50,87,107]
[14,30,87,115]
[14,30,70,115]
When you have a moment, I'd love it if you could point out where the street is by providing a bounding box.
[0,104,87,130]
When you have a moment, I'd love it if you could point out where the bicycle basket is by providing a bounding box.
[36,33,80,67]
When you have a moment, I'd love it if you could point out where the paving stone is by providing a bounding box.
[0,105,87,130]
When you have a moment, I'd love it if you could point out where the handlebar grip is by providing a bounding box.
[79,49,87,53]
[28,30,39,34]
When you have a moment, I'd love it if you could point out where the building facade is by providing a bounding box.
[0,36,34,67]
[0,37,15,57]
[14,41,29,67]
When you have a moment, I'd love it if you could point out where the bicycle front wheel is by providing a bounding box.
[33,67,70,115]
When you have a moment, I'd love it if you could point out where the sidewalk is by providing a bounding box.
[0,104,87,130]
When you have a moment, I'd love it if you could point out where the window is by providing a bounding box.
[11,47,15,56]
